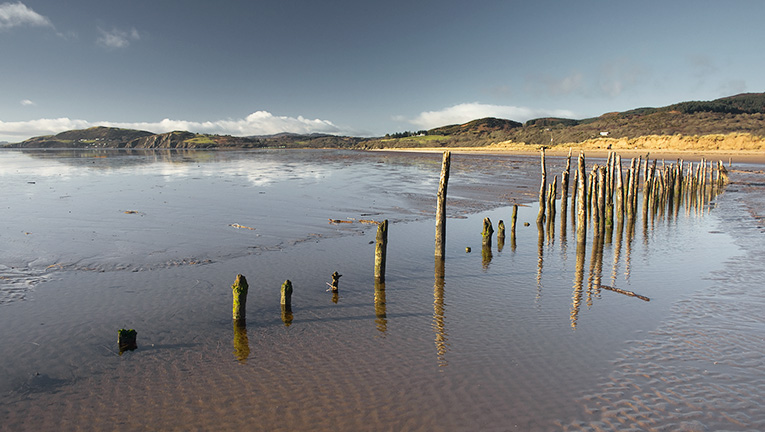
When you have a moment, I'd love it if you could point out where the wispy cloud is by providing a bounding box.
[20,99,35,106]
[0,111,346,142]
[97,27,140,49]
[406,103,576,130]
[0,1,52,30]
[525,71,585,97]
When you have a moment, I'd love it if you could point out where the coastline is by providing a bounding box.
[373,145,765,164]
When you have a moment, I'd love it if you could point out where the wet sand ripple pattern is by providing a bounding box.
[561,168,765,431]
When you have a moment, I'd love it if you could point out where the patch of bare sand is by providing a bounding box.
[376,133,765,164]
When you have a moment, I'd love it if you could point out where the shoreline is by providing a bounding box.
[373,146,765,164]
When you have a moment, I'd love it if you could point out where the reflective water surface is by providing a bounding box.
[1,149,763,431]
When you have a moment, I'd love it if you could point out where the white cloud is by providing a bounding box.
[97,27,140,49]
[407,103,576,130]
[0,111,345,142]
[20,99,35,106]
[0,1,52,29]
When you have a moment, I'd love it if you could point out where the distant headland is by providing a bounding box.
[4,93,765,153]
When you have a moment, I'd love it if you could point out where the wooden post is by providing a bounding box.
[561,148,572,202]
[537,148,547,226]
[118,328,137,354]
[597,165,606,237]
[482,217,494,268]
[435,151,451,258]
[576,152,587,245]
[511,204,518,252]
[280,280,293,307]
[232,274,248,321]
[330,271,342,292]
[548,175,558,222]
[482,217,494,246]
[375,220,388,281]
[614,154,623,224]
[497,220,505,252]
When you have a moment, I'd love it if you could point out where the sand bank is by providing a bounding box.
[375,132,765,164]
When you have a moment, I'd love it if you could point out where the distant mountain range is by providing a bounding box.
[4,93,765,150]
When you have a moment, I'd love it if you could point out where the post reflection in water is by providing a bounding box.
[233,319,250,364]
[374,280,387,334]
[587,235,605,307]
[571,243,586,329]
[536,223,545,300]
[281,304,293,327]
[433,257,448,368]
[482,241,493,269]
[611,217,624,287]
[560,196,569,256]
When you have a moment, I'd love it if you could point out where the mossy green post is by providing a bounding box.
[232,274,249,321]
[481,217,494,246]
[281,279,293,307]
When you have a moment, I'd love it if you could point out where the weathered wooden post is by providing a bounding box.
[718,161,730,185]
[561,148,572,203]
[605,153,615,236]
[511,204,518,252]
[614,154,624,225]
[330,271,342,292]
[481,217,494,267]
[482,217,494,246]
[597,165,606,237]
[576,152,587,245]
[589,165,599,230]
[232,274,249,321]
[435,151,451,258]
[375,220,388,282]
[497,220,505,252]
[280,280,294,325]
[280,279,293,308]
[537,148,547,226]
[548,176,558,222]
[118,328,137,354]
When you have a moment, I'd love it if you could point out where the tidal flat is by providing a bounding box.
[0,149,763,431]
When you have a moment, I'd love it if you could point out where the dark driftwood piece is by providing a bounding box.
[599,284,650,302]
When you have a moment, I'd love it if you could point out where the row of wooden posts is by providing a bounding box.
[225,149,731,330]
[534,149,730,246]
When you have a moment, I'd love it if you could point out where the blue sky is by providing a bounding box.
[1,0,763,142]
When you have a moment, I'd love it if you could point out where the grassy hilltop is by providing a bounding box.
[4,93,765,151]
[362,93,765,150]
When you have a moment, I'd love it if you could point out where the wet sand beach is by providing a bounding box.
[1,149,763,431]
